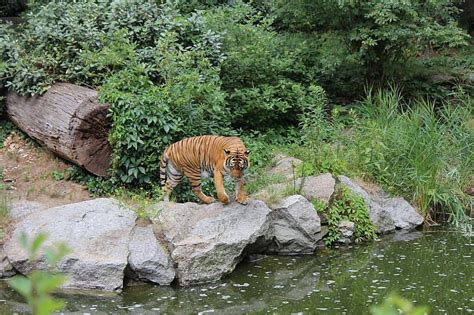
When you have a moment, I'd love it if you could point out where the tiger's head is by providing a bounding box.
[223,148,250,178]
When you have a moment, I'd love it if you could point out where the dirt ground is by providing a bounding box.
[1,132,92,208]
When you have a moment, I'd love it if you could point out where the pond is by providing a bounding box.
[1,229,472,314]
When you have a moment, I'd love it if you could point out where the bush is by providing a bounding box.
[101,56,230,185]
[0,1,224,95]
[324,185,377,246]
[202,3,326,129]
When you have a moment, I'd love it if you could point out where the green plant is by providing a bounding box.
[202,3,327,130]
[50,171,64,181]
[8,233,70,315]
[350,87,473,228]
[370,292,430,315]
[325,185,377,246]
[311,198,327,213]
[268,0,469,78]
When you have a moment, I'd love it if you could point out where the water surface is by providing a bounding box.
[1,230,472,314]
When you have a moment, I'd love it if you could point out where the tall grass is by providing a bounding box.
[352,87,473,230]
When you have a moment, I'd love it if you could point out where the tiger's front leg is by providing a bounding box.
[235,177,248,205]
[185,171,215,204]
[214,170,230,204]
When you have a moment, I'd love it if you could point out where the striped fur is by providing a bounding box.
[159,135,250,204]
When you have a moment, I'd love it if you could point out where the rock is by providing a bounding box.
[382,198,424,230]
[337,220,355,244]
[338,176,423,233]
[0,246,16,278]
[266,195,323,254]
[9,200,46,220]
[4,198,137,291]
[299,173,336,204]
[156,200,271,286]
[267,154,303,180]
[255,173,335,205]
[128,225,175,285]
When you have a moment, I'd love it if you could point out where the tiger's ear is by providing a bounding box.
[245,150,250,156]
[224,149,231,156]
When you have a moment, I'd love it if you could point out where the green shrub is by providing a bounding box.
[267,0,469,79]
[202,3,327,129]
[324,185,377,246]
[0,1,224,95]
[100,42,230,185]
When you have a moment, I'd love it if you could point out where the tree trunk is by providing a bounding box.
[6,83,112,177]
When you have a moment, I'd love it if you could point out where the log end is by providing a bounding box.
[73,104,112,177]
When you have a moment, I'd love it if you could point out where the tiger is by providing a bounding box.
[159,135,250,205]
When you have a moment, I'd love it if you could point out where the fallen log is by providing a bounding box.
[6,83,111,176]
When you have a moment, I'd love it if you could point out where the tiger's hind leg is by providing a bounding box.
[163,162,183,202]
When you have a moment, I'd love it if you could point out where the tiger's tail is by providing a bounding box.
[159,150,169,187]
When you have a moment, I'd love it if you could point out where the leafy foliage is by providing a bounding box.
[268,0,469,78]
[8,233,70,315]
[324,185,377,246]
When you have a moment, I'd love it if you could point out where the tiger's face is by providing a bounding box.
[224,148,250,178]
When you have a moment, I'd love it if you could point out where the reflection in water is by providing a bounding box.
[0,230,472,314]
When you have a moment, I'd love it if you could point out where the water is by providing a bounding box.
[1,230,472,314]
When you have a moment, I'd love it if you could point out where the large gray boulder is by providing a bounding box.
[266,195,323,254]
[255,173,336,205]
[155,200,271,286]
[338,176,423,233]
[128,225,175,285]
[4,198,137,291]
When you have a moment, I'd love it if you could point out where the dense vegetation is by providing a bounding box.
[0,0,472,229]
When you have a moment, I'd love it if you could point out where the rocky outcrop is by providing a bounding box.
[338,176,423,233]
[155,200,272,286]
[1,165,425,291]
[4,198,136,291]
[128,225,175,285]
[266,195,324,254]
